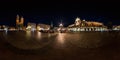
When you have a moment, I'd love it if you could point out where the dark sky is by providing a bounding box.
[0,1,120,27]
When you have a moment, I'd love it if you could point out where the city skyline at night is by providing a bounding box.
[0,1,120,60]
[0,1,120,27]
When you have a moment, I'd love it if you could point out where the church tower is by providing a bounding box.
[16,15,19,25]
[16,15,24,30]
[20,16,24,24]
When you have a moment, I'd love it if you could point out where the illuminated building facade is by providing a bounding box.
[113,25,120,30]
[69,17,103,27]
[16,15,24,30]
[26,22,36,31]
[37,23,50,30]
[68,17,107,31]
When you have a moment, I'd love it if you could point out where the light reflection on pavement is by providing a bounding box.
[0,31,120,60]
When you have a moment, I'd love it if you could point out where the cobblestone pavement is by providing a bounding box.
[0,31,120,60]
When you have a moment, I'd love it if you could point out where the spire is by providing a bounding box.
[16,14,19,20]
[20,16,24,24]
[17,14,19,17]
[16,14,20,24]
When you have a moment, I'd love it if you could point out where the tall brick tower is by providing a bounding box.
[16,15,24,30]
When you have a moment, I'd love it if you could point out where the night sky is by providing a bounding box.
[0,1,120,27]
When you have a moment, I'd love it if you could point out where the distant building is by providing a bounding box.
[113,25,120,30]
[68,17,103,27]
[26,22,36,31]
[16,15,24,30]
[37,23,50,30]
[68,17,107,31]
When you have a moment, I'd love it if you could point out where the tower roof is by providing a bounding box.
[16,14,19,20]
[75,17,81,21]
[16,14,19,17]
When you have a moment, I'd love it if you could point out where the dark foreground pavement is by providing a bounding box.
[0,31,120,60]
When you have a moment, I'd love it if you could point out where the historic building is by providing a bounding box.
[37,23,50,30]
[68,17,103,27]
[68,17,107,31]
[26,22,36,31]
[16,15,24,30]
[113,25,120,30]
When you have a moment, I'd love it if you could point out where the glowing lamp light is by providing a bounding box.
[59,23,63,27]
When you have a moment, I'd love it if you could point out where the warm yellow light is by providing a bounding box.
[37,31,41,39]
[56,33,66,44]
